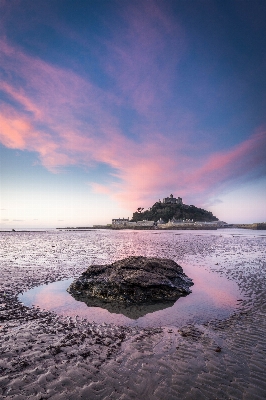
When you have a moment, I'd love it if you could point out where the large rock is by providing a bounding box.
[67,256,193,308]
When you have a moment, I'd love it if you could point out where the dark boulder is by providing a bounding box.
[67,256,193,308]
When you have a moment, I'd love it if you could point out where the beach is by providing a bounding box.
[0,229,266,399]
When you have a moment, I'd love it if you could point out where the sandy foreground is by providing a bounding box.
[0,230,266,399]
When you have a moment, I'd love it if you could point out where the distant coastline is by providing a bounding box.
[55,222,266,231]
[234,223,266,230]
[1,223,265,232]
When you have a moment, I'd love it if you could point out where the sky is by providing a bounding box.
[0,0,266,229]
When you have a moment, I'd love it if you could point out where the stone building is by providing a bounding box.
[163,194,183,205]
[136,220,154,227]
[111,218,154,229]
[112,218,129,226]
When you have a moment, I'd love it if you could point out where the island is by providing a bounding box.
[56,194,265,231]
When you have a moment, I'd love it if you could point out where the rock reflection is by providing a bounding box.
[19,255,241,327]
[69,292,177,319]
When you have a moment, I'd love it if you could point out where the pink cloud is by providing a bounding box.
[0,108,31,149]
[90,129,266,210]
[0,39,124,169]
[0,82,43,119]
[103,0,186,117]
[0,107,76,172]
[0,31,265,212]
[185,129,266,194]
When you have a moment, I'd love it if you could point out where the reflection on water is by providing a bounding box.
[70,292,177,319]
[19,261,240,327]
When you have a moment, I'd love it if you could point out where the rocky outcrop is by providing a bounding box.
[67,256,194,308]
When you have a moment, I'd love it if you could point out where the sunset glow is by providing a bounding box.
[1,0,266,228]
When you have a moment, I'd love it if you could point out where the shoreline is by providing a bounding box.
[1,223,265,233]
[0,230,266,399]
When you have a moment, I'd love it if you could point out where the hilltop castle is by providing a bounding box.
[162,194,183,205]
[110,193,219,229]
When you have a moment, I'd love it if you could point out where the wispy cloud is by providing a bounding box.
[103,0,185,118]
[0,0,265,211]
[91,129,266,209]
[184,129,266,197]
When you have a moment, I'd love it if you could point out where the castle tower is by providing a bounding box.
[163,194,182,204]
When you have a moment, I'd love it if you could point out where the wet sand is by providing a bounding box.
[0,230,266,399]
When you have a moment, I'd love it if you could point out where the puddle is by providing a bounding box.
[19,263,241,327]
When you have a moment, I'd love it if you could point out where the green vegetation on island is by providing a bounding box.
[131,201,218,223]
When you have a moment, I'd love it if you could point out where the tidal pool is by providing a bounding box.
[19,261,240,327]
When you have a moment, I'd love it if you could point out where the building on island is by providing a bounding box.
[112,218,154,229]
[163,194,183,205]
[111,194,218,230]
[112,218,130,226]
[194,221,218,227]
[136,220,154,227]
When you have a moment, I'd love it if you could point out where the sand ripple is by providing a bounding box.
[0,230,265,399]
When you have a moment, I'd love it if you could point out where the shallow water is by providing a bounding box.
[19,267,239,327]
[1,227,265,400]
[16,228,248,327]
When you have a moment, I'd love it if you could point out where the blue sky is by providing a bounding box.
[0,0,265,228]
